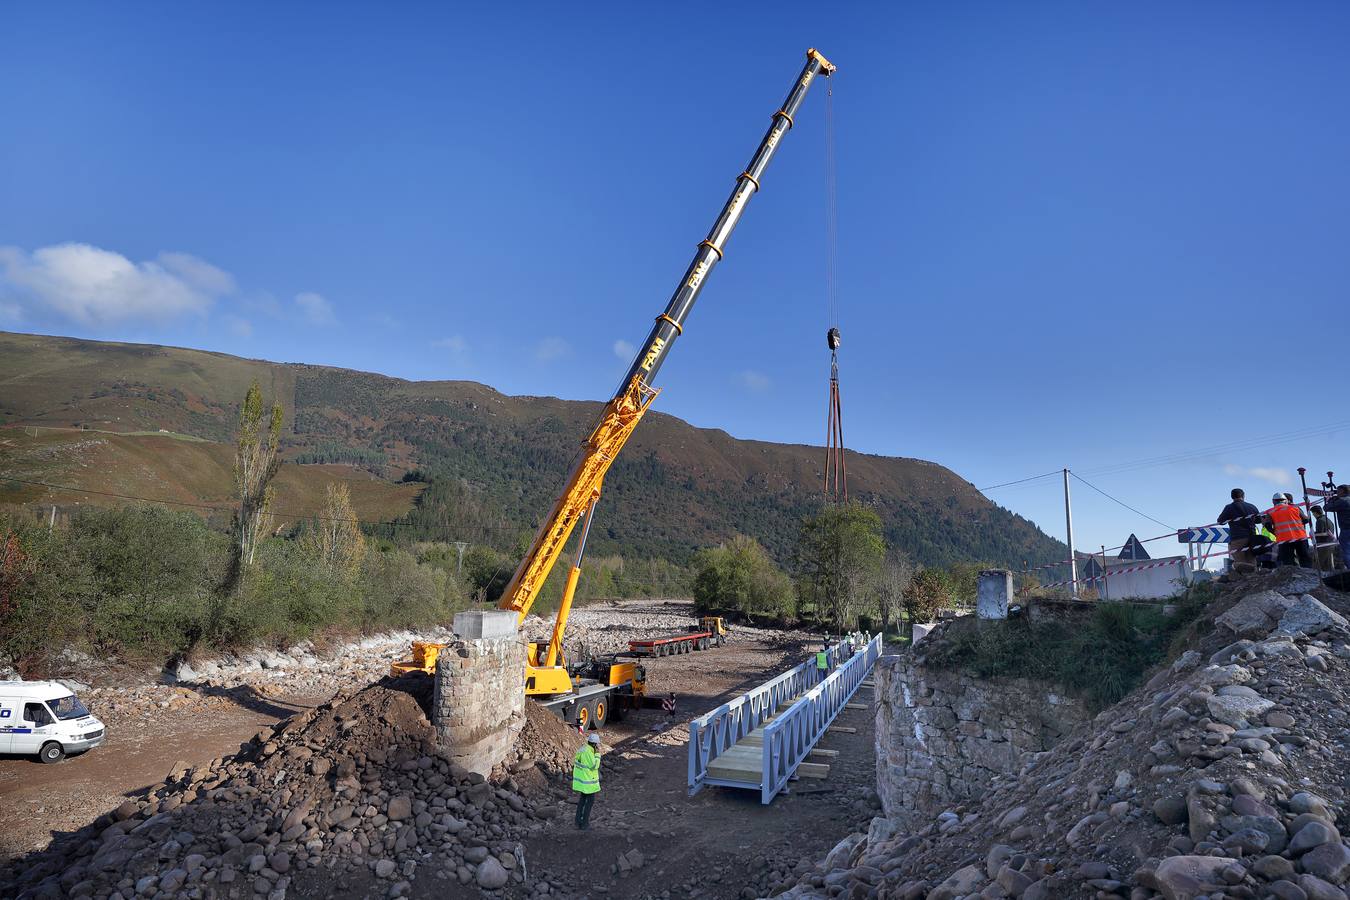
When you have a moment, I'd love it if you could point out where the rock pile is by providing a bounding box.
[1,676,558,900]
[774,567,1350,900]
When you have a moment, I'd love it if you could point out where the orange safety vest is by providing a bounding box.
[1266,504,1309,542]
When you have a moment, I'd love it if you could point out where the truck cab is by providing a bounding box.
[0,681,106,763]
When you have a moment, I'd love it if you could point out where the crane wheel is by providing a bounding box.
[592,698,608,727]
[575,704,589,731]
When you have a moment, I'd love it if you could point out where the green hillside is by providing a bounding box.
[0,331,1066,569]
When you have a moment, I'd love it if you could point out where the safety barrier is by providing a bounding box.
[687,642,845,797]
[759,632,882,803]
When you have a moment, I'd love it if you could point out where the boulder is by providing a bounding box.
[1299,874,1350,900]
[1291,822,1342,856]
[386,796,412,821]
[476,857,509,890]
[1207,692,1275,728]
[1217,591,1297,637]
[929,864,986,900]
[1301,843,1350,885]
[1277,596,1349,638]
[1154,856,1239,900]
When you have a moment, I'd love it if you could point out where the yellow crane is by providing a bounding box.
[396,49,835,729]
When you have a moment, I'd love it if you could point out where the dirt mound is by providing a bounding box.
[506,703,585,778]
[776,568,1350,899]
[2,676,555,899]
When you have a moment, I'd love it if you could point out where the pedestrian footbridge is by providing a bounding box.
[687,633,882,804]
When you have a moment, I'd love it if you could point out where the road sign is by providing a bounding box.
[1178,526,1229,544]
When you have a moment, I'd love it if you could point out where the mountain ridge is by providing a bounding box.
[0,330,1065,569]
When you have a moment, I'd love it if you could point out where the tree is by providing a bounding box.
[692,535,795,622]
[300,483,367,580]
[233,381,284,571]
[876,546,914,638]
[902,568,950,632]
[796,502,885,632]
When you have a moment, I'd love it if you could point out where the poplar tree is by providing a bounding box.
[300,482,367,580]
[233,381,284,570]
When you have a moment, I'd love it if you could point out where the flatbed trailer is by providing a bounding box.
[628,628,724,657]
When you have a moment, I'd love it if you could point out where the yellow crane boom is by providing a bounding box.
[498,48,836,700]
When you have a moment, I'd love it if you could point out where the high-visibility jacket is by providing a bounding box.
[815,651,829,670]
[572,745,600,794]
[1266,504,1309,543]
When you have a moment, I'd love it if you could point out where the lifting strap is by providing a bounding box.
[823,80,847,504]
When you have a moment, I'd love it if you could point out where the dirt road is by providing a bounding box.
[0,687,320,862]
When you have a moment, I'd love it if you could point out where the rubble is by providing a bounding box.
[772,567,1350,900]
[0,676,560,900]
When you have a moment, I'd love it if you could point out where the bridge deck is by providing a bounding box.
[689,634,882,803]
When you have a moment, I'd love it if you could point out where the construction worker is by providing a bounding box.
[572,732,601,830]
[815,642,830,683]
[1264,493,1312,569]
[1311,505,1338,571]
[1327,485,1350,571]
[1218,488,1260,574]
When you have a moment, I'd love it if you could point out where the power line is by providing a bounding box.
[977,470,1061,492]
[1079,419,1350,478]
[1070,472,1175,531]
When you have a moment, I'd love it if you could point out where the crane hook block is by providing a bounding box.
[826,327,841,350]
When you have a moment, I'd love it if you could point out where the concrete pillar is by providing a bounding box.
[912,623,935,645]
[977,570,1013,620]
[432,610,526,776]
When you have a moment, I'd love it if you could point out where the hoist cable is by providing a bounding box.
[824,80,839,329]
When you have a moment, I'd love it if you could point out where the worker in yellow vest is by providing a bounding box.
[815,642,830,683]
[572,732,601,830]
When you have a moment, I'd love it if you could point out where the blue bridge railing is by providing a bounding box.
[687,642,845,797]
[687,635,880,803]
[760,632,882,803]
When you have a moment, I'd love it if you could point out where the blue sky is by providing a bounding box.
[3,2,1348,561]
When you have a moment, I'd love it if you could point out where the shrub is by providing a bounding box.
[693,535,795,623]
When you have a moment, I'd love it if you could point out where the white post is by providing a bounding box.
[49,505,57,533]
[1064,468,1078,597]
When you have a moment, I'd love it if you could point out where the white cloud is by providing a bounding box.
[432,335,468,354]
[0,242,232,325]
[535,336,571,363]
[1222,463,1292,487]
[613,339,636,360]
[735,370,772,393]
[295,291,335,326]
[225,315,253,338]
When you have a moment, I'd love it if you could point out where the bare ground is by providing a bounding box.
[0,602,880,897]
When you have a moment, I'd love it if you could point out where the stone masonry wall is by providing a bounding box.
[875,653,1089,829]
[433,634,527,777]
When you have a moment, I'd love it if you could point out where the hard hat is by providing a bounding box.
[587,733,601,745]
[1272,493,1284,503]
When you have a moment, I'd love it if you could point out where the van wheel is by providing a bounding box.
[39,742,65,764]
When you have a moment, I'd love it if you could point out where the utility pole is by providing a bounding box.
[1063,468,1078,597]
[453,541,468,576]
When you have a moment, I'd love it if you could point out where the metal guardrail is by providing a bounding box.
[759,632,881,803]
[687,635,881,803]
[687,642,846,796]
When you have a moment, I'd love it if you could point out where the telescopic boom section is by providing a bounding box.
[498,48,835,623]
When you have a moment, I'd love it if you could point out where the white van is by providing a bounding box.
[0,681,106,763]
